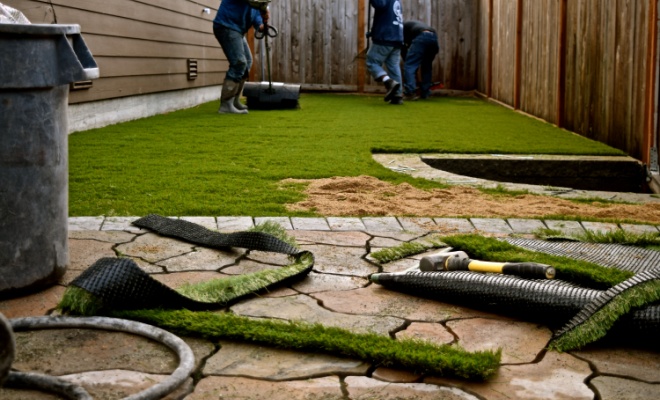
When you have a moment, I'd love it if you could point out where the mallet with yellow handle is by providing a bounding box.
[420,251,556,280]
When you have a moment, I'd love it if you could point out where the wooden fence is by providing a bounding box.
[477,0,658,163]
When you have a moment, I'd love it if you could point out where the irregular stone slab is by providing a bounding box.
[573,346,660,382]
[101,216,144,232]
[290,217,331,230]
[245,250,293,266]
[216,216,253,232]
[315,284,493,322]
[179,216,217,230]
[290,230,370,247]
[131,257,165,274]
[69,238,117,270]
[327,217,366,231]
[69,230,135,244]
[157,247,243,272]
[434,218,475,234]
[374,257,419,273]
[581,221,619,234]
[590,376,660,400]
[68,216,104,231]
[362,216,403,232]
[372,367,422,383]
[0,285,65,318]
[395,322,454,345]
[448,318,551,364]
[12,330,213,375]
[544,219,585,236]
[370,236,404,248]
[470,218,513,235]
[426,351,594,400]
[254,216,293,230]
[152,271,228,290]
[291,272,369,294]
[398,217,437,233]
[188,376,344,400]
[231,294,403,335]
[204,340,368,380]
[58,370,193,400]
[507,218,547,234]
[345,376,479,400]
[301,244,376,276]
[221,259,284,275]
[116,233,193,263]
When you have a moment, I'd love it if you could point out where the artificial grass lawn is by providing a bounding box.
[69,93,623,216]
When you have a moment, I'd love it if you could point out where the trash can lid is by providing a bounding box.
[0,23,81,35]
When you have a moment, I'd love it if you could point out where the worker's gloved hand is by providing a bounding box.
[260,8,270,25]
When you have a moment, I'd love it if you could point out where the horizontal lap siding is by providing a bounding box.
[6,0,224,104]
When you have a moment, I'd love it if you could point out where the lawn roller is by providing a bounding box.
[243,0,300,110]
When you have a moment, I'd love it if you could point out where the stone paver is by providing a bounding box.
[216,216,253,232]
[254,216,293,230]
[115,232,193,263]
[68,216,104,231]
[581,221,620,234]
[544,219,585,236]
[398,217,437,233]
[470,218,513,234]
[231,294,404,335]
[427,351,594,400]
[590,376,660,400]
[362,216,403,232]
[326,216,366,230]
[507,218,547,234]
[434,218,475,233]
[156,247,243,272]
[2,216,658,400]
[290,217,330,230]
[204,341,368,380]
[187,376,344,400]
[345,376,480,400]
[447,318,552,364]
[619,223,659,235]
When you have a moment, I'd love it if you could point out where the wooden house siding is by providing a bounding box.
[6,0,225,104]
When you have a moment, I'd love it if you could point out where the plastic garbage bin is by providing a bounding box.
[0,24,99,295]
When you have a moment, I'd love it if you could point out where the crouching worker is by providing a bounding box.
[366,0,405,105]
[213,0,269,114]
[402,20,439,101]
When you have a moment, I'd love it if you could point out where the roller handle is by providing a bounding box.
[464,260,556,280]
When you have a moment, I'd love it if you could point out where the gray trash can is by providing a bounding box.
[0,24,99,296]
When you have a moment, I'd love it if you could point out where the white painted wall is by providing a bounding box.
[67,85,221,133]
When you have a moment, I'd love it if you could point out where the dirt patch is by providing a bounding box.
[283,176,660,224]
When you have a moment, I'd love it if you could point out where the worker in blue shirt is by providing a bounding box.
[213,0,269,114]
[366,0,404,105]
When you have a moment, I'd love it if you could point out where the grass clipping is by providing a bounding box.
[57,225,501,381]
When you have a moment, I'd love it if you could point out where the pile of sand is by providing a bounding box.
[283,175,660,224]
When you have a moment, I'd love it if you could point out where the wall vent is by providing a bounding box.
[187,59,198,80]
[70,80,93,90]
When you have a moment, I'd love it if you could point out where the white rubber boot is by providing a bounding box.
[218,79,248,114]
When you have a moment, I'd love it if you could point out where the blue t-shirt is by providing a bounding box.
[369,0,404,47]
[214,0,263,34]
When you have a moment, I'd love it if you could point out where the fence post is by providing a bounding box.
[358,0,366,93]
[514,0,523,109]
[556,0,567,128]
[644,0,659,166]
[487,0,493,97]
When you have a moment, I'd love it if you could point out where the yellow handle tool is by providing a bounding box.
[420,251,556,280]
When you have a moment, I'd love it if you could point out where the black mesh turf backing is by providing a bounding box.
[71,215,313,311]
[374,270,660,333]
[503,238,660,274]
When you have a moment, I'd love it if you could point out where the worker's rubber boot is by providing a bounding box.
[383,79,401,102]
[233,79,249,111]
[218,79,248,114]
